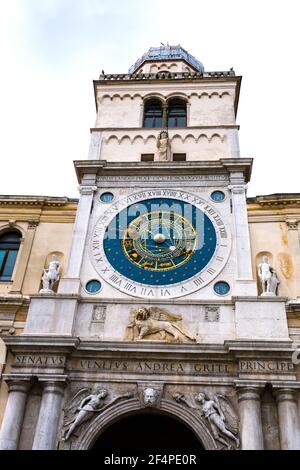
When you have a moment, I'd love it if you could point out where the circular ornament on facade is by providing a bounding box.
[210,190,225,202]
[90,189,231,299]
[213,281,230,296]
[100,192,114,203]
[85,279,102,294]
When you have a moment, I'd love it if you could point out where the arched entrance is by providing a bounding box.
[92,412,204,452]
[73,398,216,450]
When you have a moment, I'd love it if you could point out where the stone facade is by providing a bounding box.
[0,45,300,451]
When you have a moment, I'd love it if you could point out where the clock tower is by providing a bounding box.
[1,45,299,452]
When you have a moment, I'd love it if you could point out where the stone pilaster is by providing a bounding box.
[87,131,102,160]
[228,183,256,295]
[236,386,264,450]
[228,129,240,158]
[10,221,39,294]
[274,387,300,450]
[0,377,31,450]
[32,379,67,450]
[58,185,96,294]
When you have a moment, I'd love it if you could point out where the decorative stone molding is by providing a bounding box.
[273,387,299,403]
[228,184,247,195]
[236,386,263,403]
[205,306,219,322]
[27,220,39,230]
[78,186,97,196]
[0,326,15,335]
[92,305,107,322]
[286,219,299,230]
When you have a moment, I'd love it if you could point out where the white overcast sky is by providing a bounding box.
[0,0,299,198]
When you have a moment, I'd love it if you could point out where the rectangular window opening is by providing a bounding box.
[141,154,154,162]
[172,153,186,162]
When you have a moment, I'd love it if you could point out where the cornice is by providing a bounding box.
[247,194,300,210]
[0,196,78,207]
[74,158,253,184]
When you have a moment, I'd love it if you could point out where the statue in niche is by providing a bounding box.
[127,307,196,342]
[173,392,240,450]
[40,255,60,293]
[62,388,133,441]
[143,387,158,407]
[154,130,171,162]
[258,256,279,296]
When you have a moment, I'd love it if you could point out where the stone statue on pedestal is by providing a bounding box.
[258,256,279,296]
[40,255,60,294]
[39,255,60,294]
[154,130,171,162]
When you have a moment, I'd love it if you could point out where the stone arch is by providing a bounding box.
[166,92,189,103]
[73,398,216,450]
[143,93,165,105]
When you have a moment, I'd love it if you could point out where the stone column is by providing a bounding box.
[237,386,264,449]
[228,183,256,295]
[0,378,31,450]
[32,380,66,450]
[274,388,300,450]
[58,185,96,294]
[162,104,168,128]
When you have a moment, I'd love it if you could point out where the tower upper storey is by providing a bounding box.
[91,45,241,162]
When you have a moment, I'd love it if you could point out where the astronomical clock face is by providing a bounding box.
[90,189,231,299]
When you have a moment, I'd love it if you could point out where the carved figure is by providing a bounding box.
[128,307,196,342]
[154,130,171,162]
[143,387,158,407]
[63,388,133,441]
[258,256,279,295]
[40,255,60,292]
[174,391,240,449]
[268,268,280,294]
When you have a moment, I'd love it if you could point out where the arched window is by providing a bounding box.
[167,98,187,128]
[0,231,21,281]
[143,99,163,128]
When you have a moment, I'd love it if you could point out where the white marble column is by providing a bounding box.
[229,183,257,295]
[0,379,31,450]
[274,388,300,450]
[32,380,66,450]
[58,185,96,294]
[237,386,264,450]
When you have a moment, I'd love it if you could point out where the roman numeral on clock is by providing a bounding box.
[207,267,216,275]
[109,274,122,286]
[124,282,136,293]
[193,277,204,286]
[216,256,224,262]
[101,267,110,274]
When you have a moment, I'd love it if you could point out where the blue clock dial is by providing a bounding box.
[103,198,217,286]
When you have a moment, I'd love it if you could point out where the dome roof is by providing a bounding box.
[129,45,204,74]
